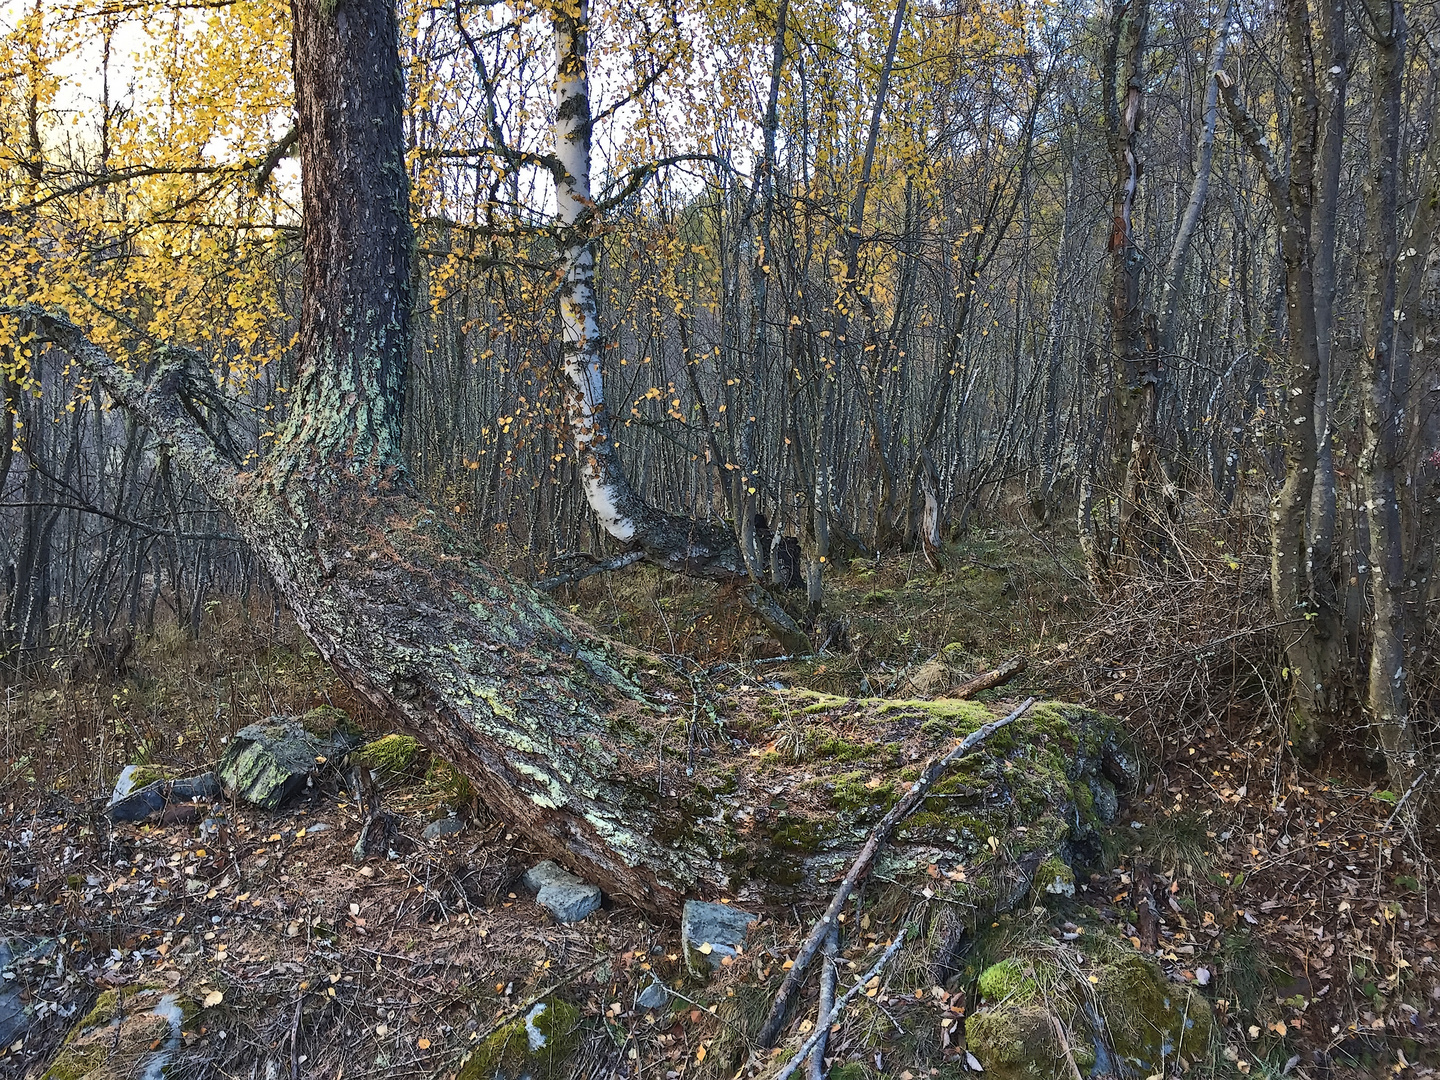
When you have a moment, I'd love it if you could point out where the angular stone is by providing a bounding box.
[216,718,358,810]
[681,901,755,973]
[521,860,583,893]
[635,978,670,1011]
[423,817,465,841]
[535,882,601,923]
[521,860,600,922]
[106,772,219,823]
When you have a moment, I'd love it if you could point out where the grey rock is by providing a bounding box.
[521,860,583,893]
[635,978,670,1011]
[423,817,465,841]
[681,901,756,973]
[216,719,355,810]
[106,772,219,823]
[535,882,601,923]
[522,861,600,922]
[1087,776,1119,822]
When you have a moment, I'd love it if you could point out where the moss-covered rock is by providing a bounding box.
[1034,856,1075,898]
[965,927,1214,1080]
[41,986,197,1080]
[965,1004,1067,1080]
[1093,952,1213,1072]
[216,714,360,810]
[456,997,580,1080]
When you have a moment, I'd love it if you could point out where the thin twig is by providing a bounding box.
[770,933,907,1080]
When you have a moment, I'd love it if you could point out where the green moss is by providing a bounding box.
[964,1004,1065,1080]
[42,986,194,1080]
[456,997,581,1080]
[1092,953,1213,1071]
[351,733,424,785]
[977,959,1038,1004]
[425,756,475,807]
[40,1042,110,1080]
[768,814,821,853]
[880,697,992,731]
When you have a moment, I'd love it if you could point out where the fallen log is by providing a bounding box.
[951,653,1028,699]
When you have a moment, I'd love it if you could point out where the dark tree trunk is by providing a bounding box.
[284,0,413,466]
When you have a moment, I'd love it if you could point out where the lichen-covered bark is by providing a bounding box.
[281,0,412,467]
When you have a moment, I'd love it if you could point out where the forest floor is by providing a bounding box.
[0,520,1435,1080]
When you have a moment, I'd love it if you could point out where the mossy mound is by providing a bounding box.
[350,733,425,786]
[965,926,1213,1079]
[455,997,581,1080]
[41,986,198,1080]
[965,1004,1067,1080]
[1094,952,1213,1071]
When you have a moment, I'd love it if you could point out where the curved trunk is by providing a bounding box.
[548,2,804,653]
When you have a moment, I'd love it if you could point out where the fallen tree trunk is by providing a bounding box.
[17,307,1138,924]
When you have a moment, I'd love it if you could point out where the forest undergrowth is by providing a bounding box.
[0,508,1435,1080]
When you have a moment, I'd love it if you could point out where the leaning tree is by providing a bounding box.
[4,0,1119,951]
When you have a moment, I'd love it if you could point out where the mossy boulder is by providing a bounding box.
[217,714,362,810]
[41,986,198,1080]
[965,1004,1067,1080]
[455,997,580,1080]
[965,932,1214,1079]
[1093,952,1213,1072]
[1034,856,1075,898]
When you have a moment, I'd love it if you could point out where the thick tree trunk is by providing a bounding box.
[1220,1,1344,755]
[1358,0,1413,780]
